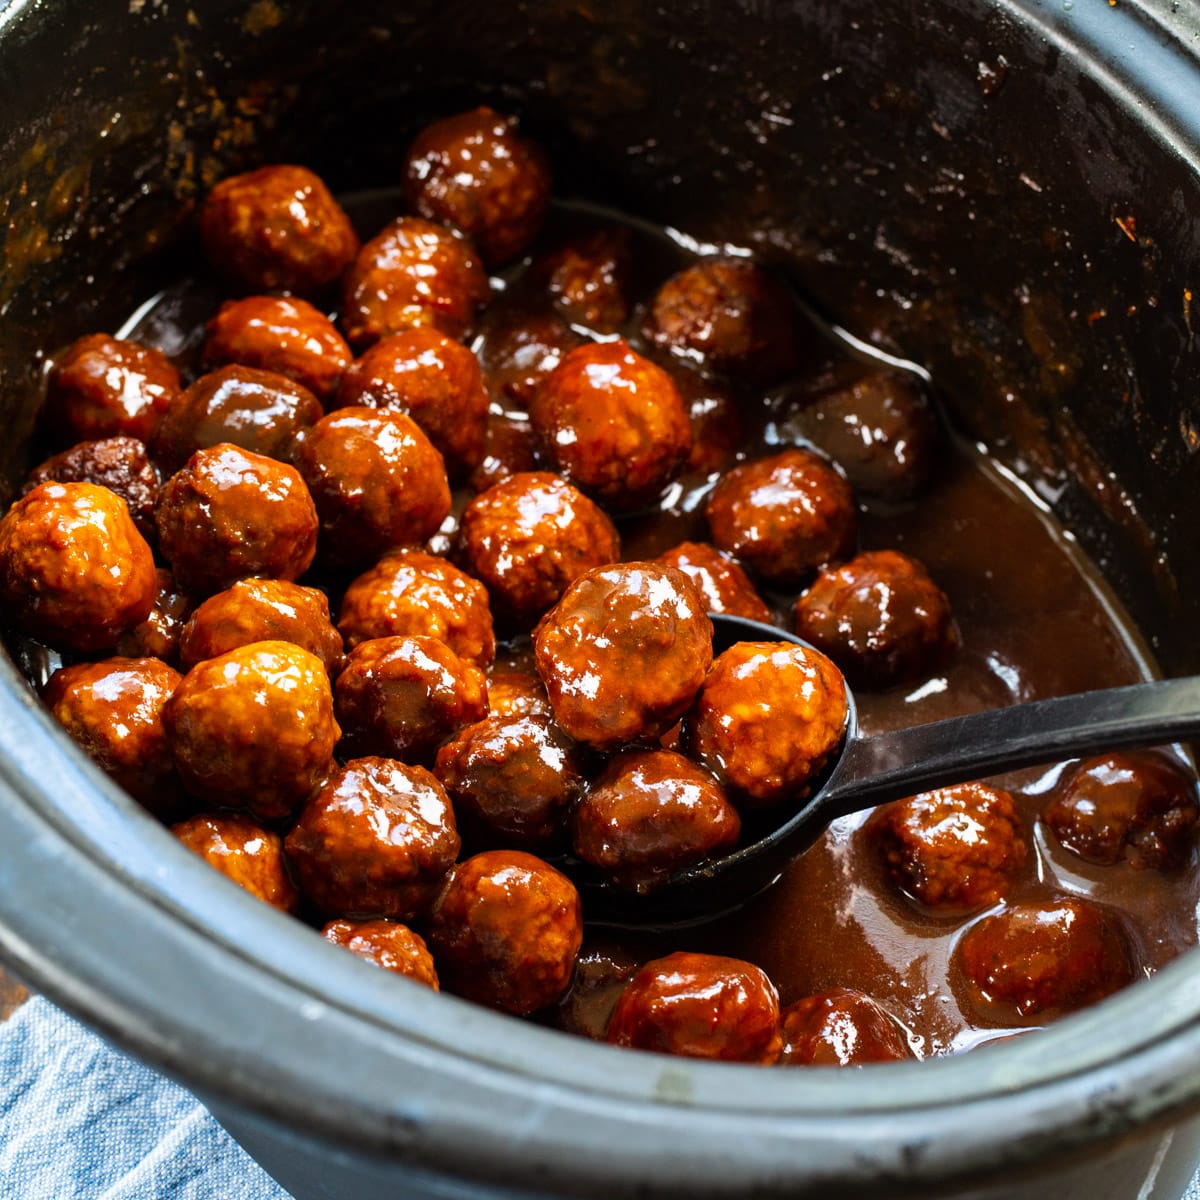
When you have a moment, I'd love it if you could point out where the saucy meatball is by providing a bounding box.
[285,757,460,921]
[341,215,490,347]
[572,749,741,893]
[533,226,633,333]
[322,918,439,989]
[485,668,551,719]
[656,541,772,624]
[478,304,585,409]
[116,568,193,664]
[293,406,451,568]
[0,481,156,654]
[198,164,359,296]
[673,365,745,476]
[173,812,299,914]
[872,783,1027,914]
[534,563,713,750]
[435,713,585,849]
[468,410,542,493]
[530,340,692,511]
[459,472,620,620]
[1044,752,1199,870]
[606,951,782,1063]
[555,939,644,1042]
[43,333,180,445]
[778,989,913,1066]
[794,550,956,690]
[426,849,582,1015]
[155,443,319,596]
[334,636,488,765]
[956,897,1136,1022]
[203,295,352,403]
[402,106,551,267]
[165,640,338,820]
[684,641,848,808]
[335,327,489,480]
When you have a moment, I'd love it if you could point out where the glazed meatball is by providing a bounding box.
[43,333,180,445]
[606,951,782,1063]
[778,989,913,1066]
[293,406,451,568]
[116,568,193,664]
[322,918,439,989]
[338,548,495,668]
[334,636,488,765]
[173,812,299,913]
[656,541,772,623]
[643,259,803,386]
[554,939,644,1042]
[198,164,359,296]
[459,472,621,620]
[684,641,848,808]
[468,410,542,493]
[335,327,489,479]
[341,216,489,347]
[179,578,343,674]
[155,443,319,595]
[572,749,741,893]
[164,640,338,820]
[24,436,160,543]
[425,849,582,1015]
[534,562,713,750]
[706,448,857,587]
[478,304,585,409]
[533,226,633,332]
[151,365,323,474]
[485,668,551,719]
[956,897,1136,1022]
[1044,752,1199,870]
[203,295,352,402]
[530,340,692,511]
[794,550,955,690]
[435,714,585,849]
[0,481,156,655]
[287,758,458,922]
[402,106,551,267]
[44,657,182,817]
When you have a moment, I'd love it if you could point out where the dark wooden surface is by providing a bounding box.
[0,966,28,1020]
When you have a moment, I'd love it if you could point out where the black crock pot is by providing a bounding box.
[3,1,1200,1197]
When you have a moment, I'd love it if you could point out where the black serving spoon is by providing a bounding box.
[577,613,1200,929]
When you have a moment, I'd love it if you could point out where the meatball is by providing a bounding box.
[293,407,451,568]
[203,295,352,402]
[486,668,551,719]
[478,304,585,409]
[956,897,1136,1022]
[554,939,644,1042]
[684,641,848,808]
[334,636,488,765]
[434,713,585,849]
[533,226,633,332]
[179,578,343,674]
[43,657,182,818]
[335,327,489,480]
[468,410,542,493]
[173,812,299,913]
[656,541,772,623]
[706,448,857,588]
[873,783,1027,914]
[794,550,956,690]
[425,849,582,1015]
[285,757,460,920]
[341,215,489,348]
[572,749,741,893]
[606,951,782,1063]
[151,365,323,475]
[530,340,692,510]
[778,989,913,1066]
[322,918,439,989]
[672,365,745,475]
[43,333,180,445]
[116,568,193,664]
[155,443,319,596]
[643,258,803,386]
[459,472,620,620]
[0,481,156,655]
[24,435,160,544]
[164,640,338,820]
[338,548,495,668]
[534,562,713,750]
[402,106,551,267]
[1044,752,1199,870]
[198,164,359,296]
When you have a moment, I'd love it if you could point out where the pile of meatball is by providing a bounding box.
[2,106,1196,1066]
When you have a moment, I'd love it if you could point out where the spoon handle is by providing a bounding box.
[821,676,1200,817]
